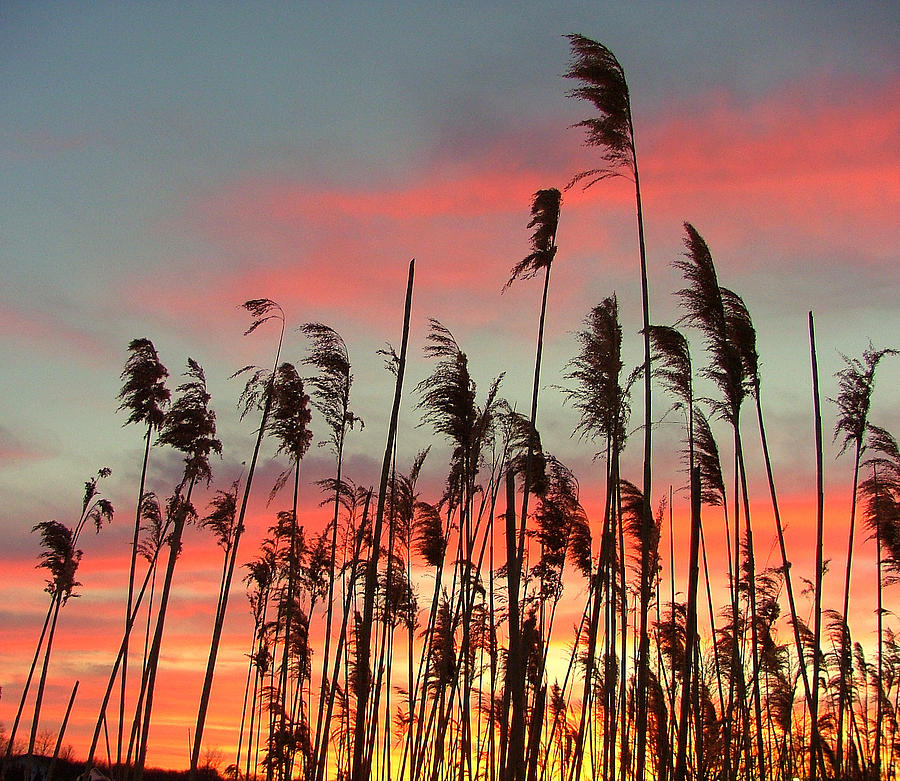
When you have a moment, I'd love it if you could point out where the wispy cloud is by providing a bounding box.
[0,305,110,359]
[0,425,50,464]
[1,131,93,162]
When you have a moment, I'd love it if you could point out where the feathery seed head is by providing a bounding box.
[675,224,748,424]
[118,338,170,429]
[832,345,897,456]
[562,295,631,454]
[565,34,635,188]
[241,299,284,337]
[202,480,240,550]
[32,520,82,602]
[301,322,358,453]
[158,358,222,486]
[505,188,562,289]
[647,325,692,408]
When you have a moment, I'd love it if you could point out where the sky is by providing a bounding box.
[2,0,899,771]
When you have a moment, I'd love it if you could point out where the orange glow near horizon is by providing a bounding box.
[3,472,891,771]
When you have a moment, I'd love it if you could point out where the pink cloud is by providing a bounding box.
[0,306,109,359]
[635,79,900,258]
[1,131,93,162]
[109,73,900,441]
[121,76,898,338]
[0,427,49,463]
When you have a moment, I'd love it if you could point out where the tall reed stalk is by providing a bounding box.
[565,37,655,779]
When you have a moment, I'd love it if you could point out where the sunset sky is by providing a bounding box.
[2,1,899,772]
